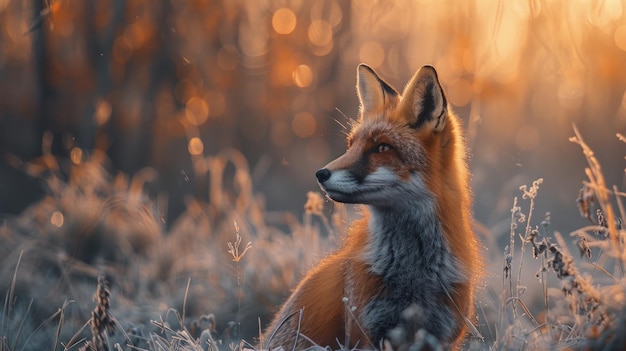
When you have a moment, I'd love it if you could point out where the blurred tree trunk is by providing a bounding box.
[33,0,59,157]
[83,0,125,152]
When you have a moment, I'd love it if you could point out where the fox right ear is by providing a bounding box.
[402,65,448,133]
[357,64,398,117]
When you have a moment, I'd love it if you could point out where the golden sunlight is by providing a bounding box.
[185,97,209,126]
[70,147,83,165]
[292,64,313,88]
[272,8,297,35]
[3,0,626,349]
[50,211,64,227]
[188,137,204,155]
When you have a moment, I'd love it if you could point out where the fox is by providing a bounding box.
[262,64,480,350]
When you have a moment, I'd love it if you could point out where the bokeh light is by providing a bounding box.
[94,100,112,126]
[123,22,146,50]
[50,211,64,228]
[2,1,626,347]
[185,97,209,126]
[70,147,83,165]
[272,8,297,35]
[292,64,313,88]
[188,137,204,155]
[308,20,332,47]
[1,0,625,254]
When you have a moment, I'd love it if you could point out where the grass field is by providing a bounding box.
[1,129,625,351]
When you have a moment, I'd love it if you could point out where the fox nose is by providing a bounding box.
[315,168,331,183]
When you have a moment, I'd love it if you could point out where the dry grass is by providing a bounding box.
[1,129,625,350]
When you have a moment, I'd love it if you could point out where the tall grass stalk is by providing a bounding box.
[2,251,23,341]
[20,301,72,351]
[570,125,624,276]
[227,221,252,350]
[515,178,543,306]
[502,196,518,324]
[3,130,625,350]
[539,214,552,342]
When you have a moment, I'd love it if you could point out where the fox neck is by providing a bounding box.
[362,179,462,290]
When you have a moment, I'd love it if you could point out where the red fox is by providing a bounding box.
[263,64,480,350]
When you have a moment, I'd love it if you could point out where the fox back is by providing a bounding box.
[262,64,480,350]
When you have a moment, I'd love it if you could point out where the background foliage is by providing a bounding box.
[0,0,625,349]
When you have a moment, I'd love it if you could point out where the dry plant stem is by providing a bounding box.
[65,320,92,350]
[2,250,23,339]
[516,194,534,301]
[54,301,66,351]
[540,251,552,341]
[614,185,626,229]
[504,297,539,327]
[556,232,601,301]
[477,302,494,342]
[343,298,351,349]
[182,277,191,327]
[343,299,374,348]
[506,197,518,320]
[539,219,552,341]
[235,262,242,350]
[571,125,623,276]
[515,179,543,318]
[227,221,252,349]
[11,299,33,350]
[19,301,71,351]
[291,309,304,351]
[263,309,304,349]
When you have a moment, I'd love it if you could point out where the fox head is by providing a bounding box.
[316,64,458,207]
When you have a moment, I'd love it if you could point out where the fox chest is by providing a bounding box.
[342,249,461,345]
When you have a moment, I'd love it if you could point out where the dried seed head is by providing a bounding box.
[503,245,512,279]
[511,205,526,224]
[577,235,592,259]
[577,185,595,221]
[90,275,116,351]
[520,178,543,200]
[597,209,607,228]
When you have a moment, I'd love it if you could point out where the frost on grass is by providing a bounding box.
[495,131,626,351]
[2,131,626,350]
[0,148,340,350]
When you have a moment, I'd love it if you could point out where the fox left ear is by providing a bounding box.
[357,64,399,117]
[402,65,447,133]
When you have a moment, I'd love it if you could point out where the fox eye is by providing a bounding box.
[377,143,392,153]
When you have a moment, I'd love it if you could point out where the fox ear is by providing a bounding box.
[357,64,398,117]
[402,65,447,133]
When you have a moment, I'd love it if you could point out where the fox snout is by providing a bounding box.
[315,168,331,183]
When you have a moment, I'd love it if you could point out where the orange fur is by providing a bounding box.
[262,65,480,350]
